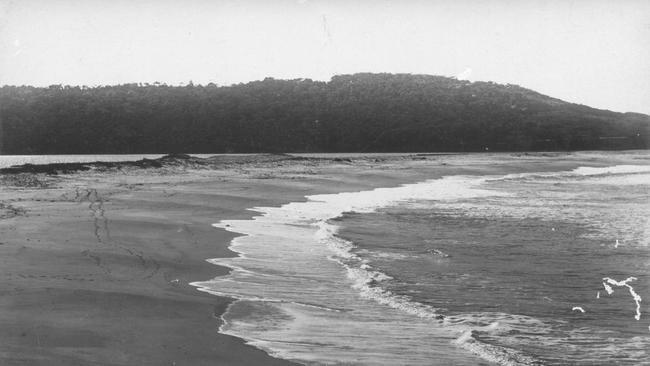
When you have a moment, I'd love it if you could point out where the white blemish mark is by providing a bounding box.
[321,15,332,45]
[596,291,600,299]
[602,277,642,320]
[572,306,585,313]
[456,67,473,80]
[603,281,614,295]
[615,239,620,248]
[551,227,555,231]
[13,39,22,57]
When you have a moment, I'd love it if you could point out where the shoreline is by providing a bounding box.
[2,152,648,365]
[0,170,304,365]
[189,177,498,365]
[1,153,443,366]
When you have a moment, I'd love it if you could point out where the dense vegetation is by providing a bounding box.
[1,73,648,154]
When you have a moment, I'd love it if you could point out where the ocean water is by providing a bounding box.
[192,154,650,365]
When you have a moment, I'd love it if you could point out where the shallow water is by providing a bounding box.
[340,168,650,365]
[192,153,650,365]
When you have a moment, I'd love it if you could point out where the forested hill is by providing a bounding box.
[1,73,648,154]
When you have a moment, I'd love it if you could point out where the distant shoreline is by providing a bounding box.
[0,149,633,174]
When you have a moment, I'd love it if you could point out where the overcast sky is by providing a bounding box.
[1,0,649,114]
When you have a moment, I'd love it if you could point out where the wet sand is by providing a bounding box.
[0,152,639,365]
[0,155,429,366]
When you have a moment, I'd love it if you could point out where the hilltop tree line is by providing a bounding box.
[1,73,648,154]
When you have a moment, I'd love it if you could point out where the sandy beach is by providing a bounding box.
[0,154,434,366]
[1,152,643,365]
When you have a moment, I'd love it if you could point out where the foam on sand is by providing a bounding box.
[191,174,542,365]
[191,165,649,365]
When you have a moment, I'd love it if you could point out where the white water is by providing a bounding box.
[191,174,553,365]
[191,165,650,365]
[192,176,510,365]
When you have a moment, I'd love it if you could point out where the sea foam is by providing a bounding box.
[190,174,548,365]
[191,165,649,365]
[571,165,650,176]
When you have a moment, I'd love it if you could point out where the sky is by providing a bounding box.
[1,0,649,114]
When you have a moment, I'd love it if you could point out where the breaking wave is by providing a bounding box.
[317,220,542,365]
[191,164,650,365]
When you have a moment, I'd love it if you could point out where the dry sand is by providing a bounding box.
[0,152,639,365]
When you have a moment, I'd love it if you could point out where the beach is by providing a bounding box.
[1,152,647,365]
[0,154,440,366]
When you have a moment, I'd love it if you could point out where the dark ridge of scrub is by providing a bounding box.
[1,73,649,154]
[0,153,445,177]
[0,159,162,175]
[0,153,320,175]
[0,154,198,175]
